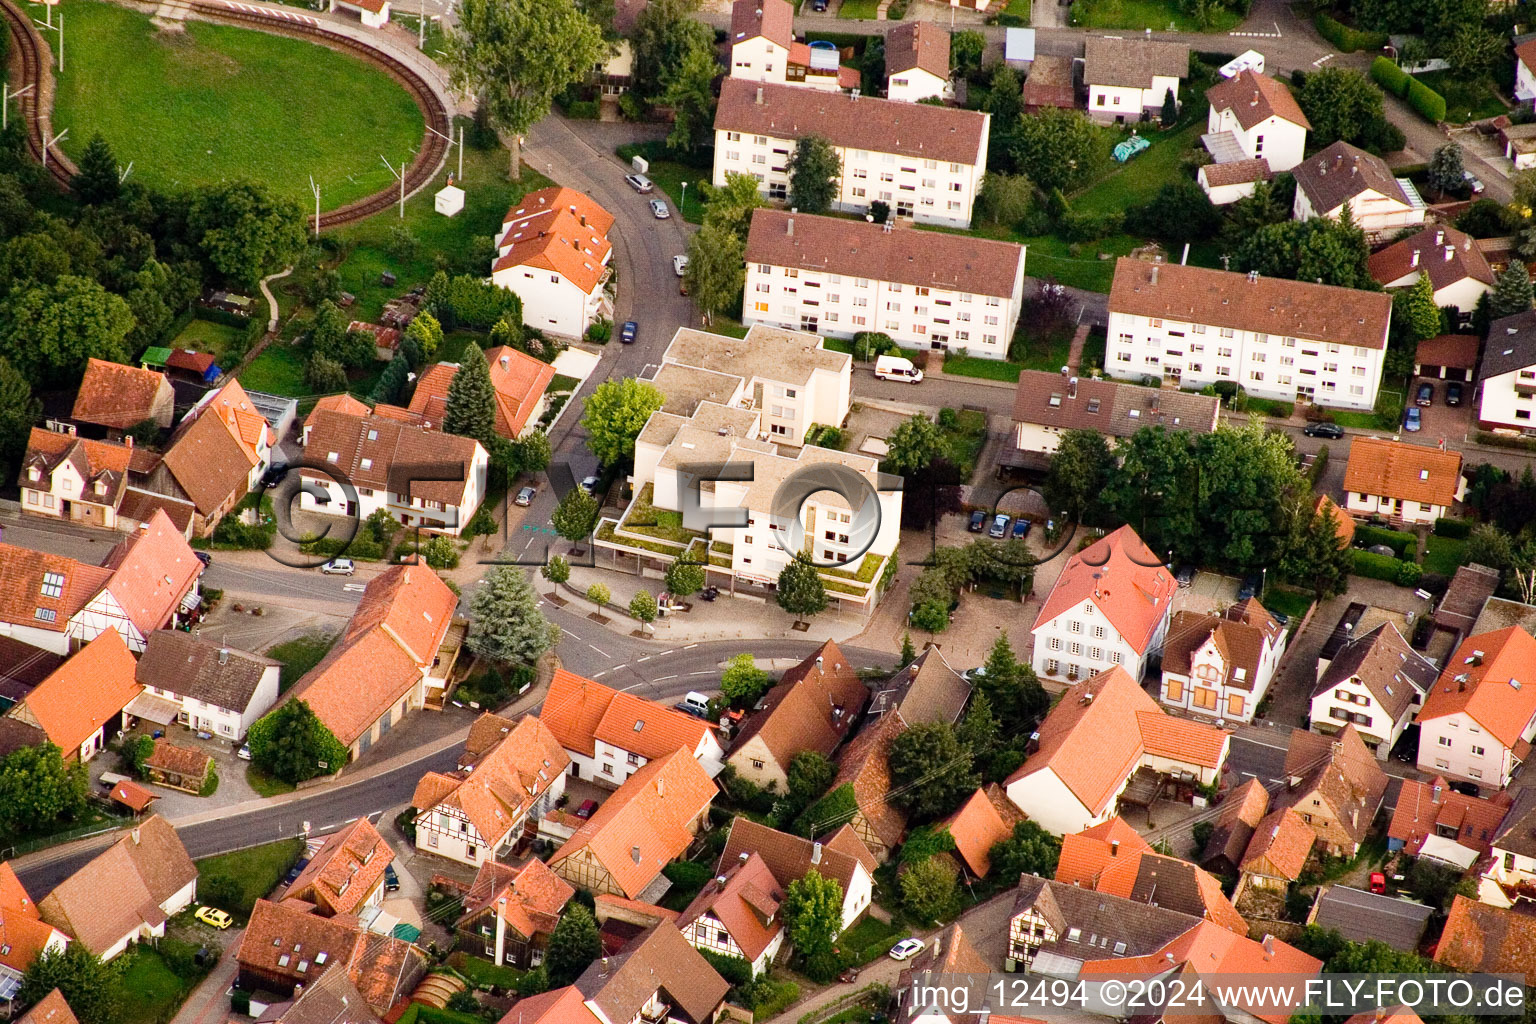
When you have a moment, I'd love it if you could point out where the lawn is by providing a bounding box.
[194,838,305,916]
[943,355,1022,382]
[119,947,193,1024]
[1072,119,1205,217]
[246,767,296,797]
[838,0,880,16]
[169,318,246,365]
[1328,410,1383,429]
[1262,586,1313,622]
[1423,534,1468,576]
[52,0,424,208]
[998,0,1031,21]
[839,916,903,963]
[266,631,339,692]
[1411,71,1507,125]
[1069,0,1241,31]
[448,952,525,990]
[616,142,709,224]
[238,341,308,397]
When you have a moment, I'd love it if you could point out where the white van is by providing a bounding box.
[681,691,712,717]
[875,355,924,383]
[1219,49,1265,79]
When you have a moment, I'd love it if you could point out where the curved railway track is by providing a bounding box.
[0,0,451,228]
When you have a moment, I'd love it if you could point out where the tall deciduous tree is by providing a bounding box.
[1234,213,1373,290]
[888,721,978,820]
[551,486,600,545]
[661,38,718,154]
[630,0,706,101]
[0,275,135,386]
[787,134,840,215]
[982,65,1022,127]
[444,0,606,180]
[988,819,1062,879]
[701,172,765,243]
[884,414,943,475]
[444,342,498,447]
[949,30,985,79]
[0,355,41,484]
[1103,426,1197,561]
[21,947,124,1024]
[1043,428,1113,523]
[776,552,828,620]
[1297,68,1388,150]
[246,700,348,784]
[0,742,88,836]
[901,855,961,924]
[72,133,121,206]
[1444,25,1503,82]
[628,590,658,627]
[720,652,771,706]
[783,868,843,981]
[787,750,835,805]
[581,377,665,467]
[1007,109,1100,192]
[470,566,563,664]
[545,905,603,986]
[684,221,744,324]
[1491,260,1534,318]
[664,557,706,598]
[186,181,307,286]
[976,172,1034,229]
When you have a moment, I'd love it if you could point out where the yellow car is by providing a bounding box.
[195,906,233,930]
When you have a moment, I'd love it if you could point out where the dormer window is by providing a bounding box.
[27,466,39,482]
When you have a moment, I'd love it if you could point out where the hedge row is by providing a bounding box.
[1407,77,1447,123]
[1370,56,1411,97]
[1355,523,1416,557]
[1352,549,1424,586]
[1435,517,1472,539]
[1313,12,1388,52]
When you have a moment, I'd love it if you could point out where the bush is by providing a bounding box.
[699,951,753,987]
[1058,209,1124,242]
[662,860,711,892]
[200,874,242,913]
[1352,549,1409,582]
[1313,12,1388,52]
[566,100,600,120]
[1370,56,1410,98]
[231,991,252,1015]
[1396,560,1424,587]
[1435,517,1472,539]
[1355,523,1415,557]
[1407,78,1447,123]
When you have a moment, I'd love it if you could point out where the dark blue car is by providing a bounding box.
[1011,518,1031,540]
[620,320,638,344]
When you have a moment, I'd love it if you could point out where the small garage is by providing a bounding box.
[330,0,390,28]
[1414,333,1479,382]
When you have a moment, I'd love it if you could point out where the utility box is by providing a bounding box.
[435,184,465,217]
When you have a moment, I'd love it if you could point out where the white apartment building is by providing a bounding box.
[712,78,989,228]
[743,209,1025,359]
[1307,622,1436,759]
[490,186,613,339]
[1083,37,1189,123]
[300,409,488,536]
[659,322,851,447]
[1105,258,1392,411]
[1202,69,1309,173]
[1292,141,1427,236]
[1478,310,1536,433]
[1030,525,1175,685]
[885,22,952,103]
[1416,627,1536,789]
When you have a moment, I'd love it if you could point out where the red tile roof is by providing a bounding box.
[99,510,203,639]
[303,394,371,431]
[548,748,717,899]
[1436,895,1536,983]
[11,629,141,756]
[1389,776,1511,859]
[0,544,109,635]
[407,348,556,440]
[1415,333,1481,371]
[21,429,136,509]
[1369,225,1495,293]
[1417,627,1536,748]
[413,714,569,844]
[941,784,1024,877]
[162,399,258,517]
[1519,39,1536,75]
[1007,668,1229,816]
[300,409,482,508]
[285,565,458,747]
[542,669,717,761]
[237,899,364,989]
[678,852,784,961]
[71,359,171,430]
[1056,816,1152,892]
[0,864,64,976]
[1033,525,1175,657]
[108,779,158,814]
[17,990,79,1024]
[884,21,949,80]
[493,187,614,296]
[284,818,395,917]
[1240,807,1314,881]
[459,857,573,941]
[731,0,792,46]
[829,712,908,850]
[728,640,867,772]
[1343,437,1462,508]
[1315,494,1355,546]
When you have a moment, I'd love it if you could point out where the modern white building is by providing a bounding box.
[1105,258,1392,411]
[1292,141,1427,236]
[1308,621,1436,759]
[742,209,1025,358]
[1478,310,1536,433]
[1159,599,1286,724]
[135,630,281,740]
[1030,525,1175,685]
[712,78,989,228]
[1368,225,1495,316]
[1342,437,1464,527]
[490,186,614,339]
[1083,36,1189,123]
[1416,627,1536,789]
[300,409,488,536]
[1202,69,1309,173]
[885,22,952,104]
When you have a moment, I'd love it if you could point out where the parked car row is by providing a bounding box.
[966,511,1031,540]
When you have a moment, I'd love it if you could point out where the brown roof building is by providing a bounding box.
[406,346,556,439]
[726,640,868,791]
[1239,807,1315,885]
[1293,141,1425,231]
[1369,225,1495,313]
[1436,895,1536,983]
[941,784,1025,877]
[718,818,876,931]
[1434,563,1502,643]
[141,741,214,794]
[886,22,949,79]
[453,858,573,969]
[866,646,970,727]
[1281,725,1389,856]
[715,78,988,166]
[676,852,785,971]
[571,921,729,1024]
[1343,437,1464,521]
[822,712,909,861]
[1023,55,1075,112]
[283,818,395,918]
[1083,37,1188,91]
[1205,69,1309,132]
[38,815,197,960]
[1414,334,1480,382]
[17,991,80,1024]
[135,630,281,729]
[1200,778,1270,875]
[71,359,174,432]
[1310,621,1437,756]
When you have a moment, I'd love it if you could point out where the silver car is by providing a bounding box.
[320,558,355,576]
[650,199,670,219]
[514,486,537,507]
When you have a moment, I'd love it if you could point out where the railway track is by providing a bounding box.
[0,0,451,228]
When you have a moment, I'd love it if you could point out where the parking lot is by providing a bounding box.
[1406,375,1475,442]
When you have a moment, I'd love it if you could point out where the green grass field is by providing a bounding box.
[238,341,308,397]
[119,948,191,1024]
[52,0,425,208]
[170,318,245,364]
[267,631,338,691]
[1410,71,1508,125]
[195,838,305,916]
[1069,0,1240,31]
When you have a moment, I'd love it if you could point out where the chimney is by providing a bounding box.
[787,217,794,237]
[219,648,229,666]
[657,776,665,797]
[1432,783,1443,803]
[125,435,133,449]
[1150,264,1159,285]
[500,354,510,370]
[1410,249,1419,268]
[756,86,764,104]
[1068,377,1078,399]
[812,842,823,865]
[131,828,141,844]
[600,957,610,977]
[1436,229,1445,246]
[1247,269,1259,283]
[816,654,823,670]
[1110,839,1120,856]
[293,985,304,999]
[739,851,750,863]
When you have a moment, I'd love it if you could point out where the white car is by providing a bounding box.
[650,199,670,219]
[889,938,926,961]
[624,173,654,193]
[673,255,689,277]
[320,558,355,576]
